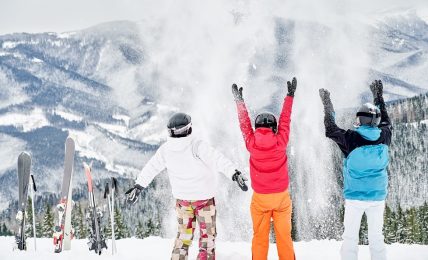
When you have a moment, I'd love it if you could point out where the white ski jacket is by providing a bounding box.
[136,135,236,200]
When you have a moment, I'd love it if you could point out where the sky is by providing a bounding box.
[0,0,427,35]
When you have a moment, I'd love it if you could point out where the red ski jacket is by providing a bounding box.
[236,96,293,194]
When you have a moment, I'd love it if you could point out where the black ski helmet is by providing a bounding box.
[255,113,277,133]
[355,103,381,127]
[167,112,192,137]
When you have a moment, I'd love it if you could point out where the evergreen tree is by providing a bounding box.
[72,203,87,239]
[25,197,35,238]
[359,213,368,245]
[0,223,12,236]
[41,203,55,238]
[114,207,129,239]
[36,221,43,238]
[135,217,161,239]
[135,221,145,239]
[383,204,397,244]
[406,208,422,244]
[396,205,406,243]
[420,202,428,244]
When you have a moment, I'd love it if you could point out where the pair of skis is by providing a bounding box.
[16,152,37,251]
[104,177,118,255]
[53,137,75,253]
[83,163,107,255]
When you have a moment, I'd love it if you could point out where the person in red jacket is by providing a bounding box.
[232,78,297,260]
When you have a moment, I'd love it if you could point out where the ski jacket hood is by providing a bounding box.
[235,96,293,194]
[254,128,277,149]
[355,125,381,141]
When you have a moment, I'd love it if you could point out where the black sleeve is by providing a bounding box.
[375,96,392,146]
[324,111,350,155]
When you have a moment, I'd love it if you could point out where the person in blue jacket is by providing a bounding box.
[319,80,392,260]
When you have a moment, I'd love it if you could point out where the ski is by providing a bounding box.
[84,162,107,255]
[53,136,75,253]
[15,152,32,251]
[104,177,117,255]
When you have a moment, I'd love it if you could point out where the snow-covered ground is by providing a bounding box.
[1,237,427,260]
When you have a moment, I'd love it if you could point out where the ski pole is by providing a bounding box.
[30,175,37,251]
[111,177,117,255]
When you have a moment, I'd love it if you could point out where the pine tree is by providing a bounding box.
[41,203,55,238]
[384,204,397,244]
[396,205,406,243]
[25,197,35,238]
[72,203,87,239]
[135,217,161,239]
[135,221,145,239]
[0,223,10,236]
[359,213,368,245]
[406,208,422,244]
[421,202,428,245]
[114,207,129,239]
[36,221,43,238]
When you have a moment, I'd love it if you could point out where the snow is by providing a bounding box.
[112,114,130,126]
[2,41,20,49]
[53,110,83,122]
[0,108,49,132]
[0,237,427,260]
[57,32,76,39]
[31,57,43,63]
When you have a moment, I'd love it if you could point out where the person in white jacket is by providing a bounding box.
[125,112,248,260]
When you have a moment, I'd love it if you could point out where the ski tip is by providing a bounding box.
[112,177,118,190]
[65,136,76,146]
[18,151,32,161]
[83,162,90,171]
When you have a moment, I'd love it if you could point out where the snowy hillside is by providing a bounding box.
[0,236,427,260]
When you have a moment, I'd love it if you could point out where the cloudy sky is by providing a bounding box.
[0,0,427,35]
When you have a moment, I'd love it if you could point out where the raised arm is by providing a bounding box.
[277,77,297,147]
[319,89,349,153]
[135,146,167,188]
[370,80,392,145]
[232,84,254,149]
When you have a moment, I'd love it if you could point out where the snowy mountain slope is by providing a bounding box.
[0,236,427,260]
[0,21,170,208]
[369,9,428,99]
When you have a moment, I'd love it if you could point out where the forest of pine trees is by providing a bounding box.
[357,202,428,245]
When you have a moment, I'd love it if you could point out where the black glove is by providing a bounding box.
[370,80,383,99]
[287,77,297,97]
[232,170,248,191]
[370,79,385,107]
[319,88,334,114]
[232,84,244,102]
[125,184,144,205]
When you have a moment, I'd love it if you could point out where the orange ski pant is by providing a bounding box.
[251,190,295,260]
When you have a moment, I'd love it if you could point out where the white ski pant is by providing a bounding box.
[341,199,386,260]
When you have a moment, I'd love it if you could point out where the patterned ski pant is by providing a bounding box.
[171,198,216,260]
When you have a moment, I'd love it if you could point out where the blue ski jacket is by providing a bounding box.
[323,99,392,201]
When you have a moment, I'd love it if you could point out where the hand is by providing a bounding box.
[287,77,297,97]
[232,84,244,102]
[319,88,334,113]
[232,170,248,191]
[370,80,383,99]
[125,184,144,205]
